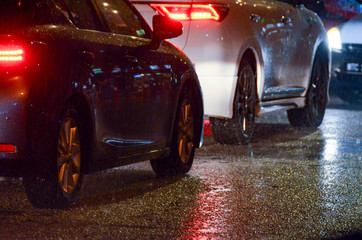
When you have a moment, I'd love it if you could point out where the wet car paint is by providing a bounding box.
[0,0,203,177]
[0,0,204,209]
[0,96,360,239]
[132,0,330,119]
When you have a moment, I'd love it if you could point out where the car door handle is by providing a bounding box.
[79,50,95,64]
[250,13,260,22]
[281,16,291,24]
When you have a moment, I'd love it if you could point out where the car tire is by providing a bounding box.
[151,85,196,176]
[288,56,328,128]
[211,60,257,145]
[24,107,84,209]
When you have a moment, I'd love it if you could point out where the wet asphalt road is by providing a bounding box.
[0,96,361,240]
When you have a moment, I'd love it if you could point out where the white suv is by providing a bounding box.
[132,0,331,144]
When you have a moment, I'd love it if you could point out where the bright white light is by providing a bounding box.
[327,27,342,50]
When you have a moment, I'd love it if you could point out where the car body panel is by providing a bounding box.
[0,75,28,161]
[0,0,203,177]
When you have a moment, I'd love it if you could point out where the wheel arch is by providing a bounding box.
[314,40,330,72]
[309,40,331,102]
[239,49,257,75]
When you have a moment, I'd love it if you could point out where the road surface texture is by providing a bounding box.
[1,96,361,239]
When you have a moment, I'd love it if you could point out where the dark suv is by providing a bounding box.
[0,0,203,209]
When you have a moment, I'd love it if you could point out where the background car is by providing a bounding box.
[304,0,362,29]
[323,0,362,19]
[0,0,203,209]
[131,0,331,144]
[327,14,362,103]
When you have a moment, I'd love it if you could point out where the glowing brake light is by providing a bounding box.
[191,6,219,20]
[0,49,24,62]
[150,4,226,21]
[0,144,16,153]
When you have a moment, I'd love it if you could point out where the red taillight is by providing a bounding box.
[191,5,219,20]
[0,49,23,62]
[0,144,16,153]
[150,4,229,22]
[0,45,25,67]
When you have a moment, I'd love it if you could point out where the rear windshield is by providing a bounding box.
[0,0,38,32]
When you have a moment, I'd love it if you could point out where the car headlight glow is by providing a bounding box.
[327,27,342,50]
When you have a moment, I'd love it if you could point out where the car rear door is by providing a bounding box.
[241,0,308,101]
[271,0,315,96]
[241,0,294,100]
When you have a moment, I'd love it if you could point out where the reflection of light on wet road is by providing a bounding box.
[322,139,339,186]
[180,180,233,239]
[0,106,360,239]
[323,139,339,161]
[318,108,362,226]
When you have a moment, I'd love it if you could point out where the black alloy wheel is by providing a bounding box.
[236,60,257,139]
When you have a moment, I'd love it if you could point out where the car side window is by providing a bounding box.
[54,0,102,30]
[94,0,150,38]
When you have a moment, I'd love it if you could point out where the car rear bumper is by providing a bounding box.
[198,74,237,118]
[0,74,29,176]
